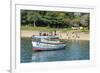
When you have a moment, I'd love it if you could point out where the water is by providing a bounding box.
[21,37,89,63]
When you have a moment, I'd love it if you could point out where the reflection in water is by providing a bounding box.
[32,50,66,62]
[21,38,89,63]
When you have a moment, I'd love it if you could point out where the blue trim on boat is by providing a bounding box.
[32,36,59,39]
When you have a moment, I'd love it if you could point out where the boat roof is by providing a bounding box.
[32,36,59,39]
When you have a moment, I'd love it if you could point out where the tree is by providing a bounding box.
[63,18,71,27]
[26,10,41,27]
[21,10,28,25]
[80,14,89,28]
[21,10,89,29]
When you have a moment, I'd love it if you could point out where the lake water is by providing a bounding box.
[21,37,89,63]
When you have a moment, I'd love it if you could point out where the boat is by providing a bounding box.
[32,32,66,51]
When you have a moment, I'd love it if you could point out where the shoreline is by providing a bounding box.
[21,30,89,40]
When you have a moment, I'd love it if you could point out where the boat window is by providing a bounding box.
[51,39,59,41]
[46,38,59,42]
[32,38,41,42]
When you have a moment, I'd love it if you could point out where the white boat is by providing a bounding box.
[32,35,66,51]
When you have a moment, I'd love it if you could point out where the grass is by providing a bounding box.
[21,25,55,32]
[21,25,89,32]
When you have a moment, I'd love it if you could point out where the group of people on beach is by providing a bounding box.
[39,30,57,36]
[65,32,80,40]
[38,30,80,40]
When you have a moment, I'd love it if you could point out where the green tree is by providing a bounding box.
[26,10,41,27]
[21,10,89,29]
[21,10,28,25]
[80,13,89,28]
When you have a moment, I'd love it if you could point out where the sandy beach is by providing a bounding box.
[21,30,89,40]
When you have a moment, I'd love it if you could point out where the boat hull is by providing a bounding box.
[32,42,66,51]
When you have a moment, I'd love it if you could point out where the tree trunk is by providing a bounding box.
[33,20,36,27]
[48,24,50,27]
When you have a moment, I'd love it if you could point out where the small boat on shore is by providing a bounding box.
[32,33,66,51]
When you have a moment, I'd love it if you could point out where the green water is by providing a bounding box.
[21,37,89,63]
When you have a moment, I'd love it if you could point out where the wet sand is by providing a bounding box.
[21,30,89,40]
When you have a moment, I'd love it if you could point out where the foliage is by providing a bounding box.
[21,10,89,29]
